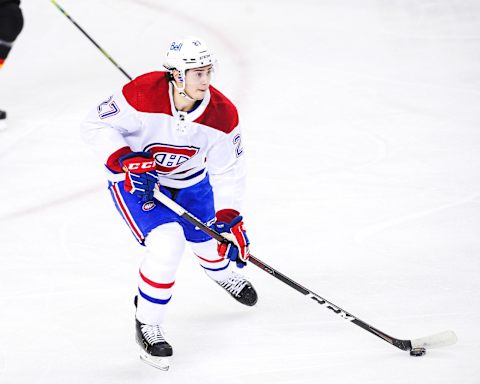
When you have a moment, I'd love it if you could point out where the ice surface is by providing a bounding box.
[1,0,479,383]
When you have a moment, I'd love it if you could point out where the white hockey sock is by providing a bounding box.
[189,239,232,282]
[136,223,185,325]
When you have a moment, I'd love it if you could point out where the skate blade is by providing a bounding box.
[139,349,170,371]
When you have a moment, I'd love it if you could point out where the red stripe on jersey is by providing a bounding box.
[112,183,144,242]
[195,253,225,263]
[139,270,175,289]
[122,72,172,114]
[194,86,238,134]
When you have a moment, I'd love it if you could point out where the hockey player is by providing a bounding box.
[0,0,24,130]
[81,37,257,369]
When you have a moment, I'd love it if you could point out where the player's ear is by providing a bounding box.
[172,69,183,84]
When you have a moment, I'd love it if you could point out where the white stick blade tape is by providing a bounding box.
[411,330,458,349]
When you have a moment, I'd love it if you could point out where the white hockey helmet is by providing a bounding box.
[163,37,214,72]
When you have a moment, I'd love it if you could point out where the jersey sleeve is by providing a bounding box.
[80,89,141,174]
[207,124,247,213]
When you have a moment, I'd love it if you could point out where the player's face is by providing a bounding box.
[184,65,213,100]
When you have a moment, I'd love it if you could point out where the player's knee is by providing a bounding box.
[144,222,186,269]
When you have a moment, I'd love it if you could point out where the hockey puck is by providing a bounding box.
[409,347,426,356]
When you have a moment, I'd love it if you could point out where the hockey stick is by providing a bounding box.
[51,0,133,81]
[57,1,457,354]
[153,187,457,355]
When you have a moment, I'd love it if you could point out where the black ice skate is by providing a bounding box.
[215,271,258,306]
[136,319,172,370]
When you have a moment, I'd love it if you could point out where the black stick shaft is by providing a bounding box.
[51,0,132,81]
[247,254,411,351]
[164,192,411,351]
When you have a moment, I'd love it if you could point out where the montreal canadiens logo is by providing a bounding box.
[144,143,199,174]
[142,201,156,211]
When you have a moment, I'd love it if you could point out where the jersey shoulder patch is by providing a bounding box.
[194,86,238,134]
[122,72,172,115]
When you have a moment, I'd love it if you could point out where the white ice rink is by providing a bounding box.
[1,0,479,383]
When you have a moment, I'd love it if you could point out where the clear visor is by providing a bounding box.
[185,63,216,83]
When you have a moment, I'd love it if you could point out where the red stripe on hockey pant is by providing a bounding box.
[112,183,144,242]
[139,270,175,289]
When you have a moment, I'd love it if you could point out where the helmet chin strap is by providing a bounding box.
[173,84,195,102]
[171,70,195,102]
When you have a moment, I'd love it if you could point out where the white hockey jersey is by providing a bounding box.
[81,71,246,212]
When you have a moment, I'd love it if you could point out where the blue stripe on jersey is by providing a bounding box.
[170,168,205,181]
[138,288,172,305]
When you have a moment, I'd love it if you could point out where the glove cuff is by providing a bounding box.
[106,146,132,173]
[216,208,240,224]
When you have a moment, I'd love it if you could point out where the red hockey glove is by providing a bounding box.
[119,151,157,202]
[212,209,250,268]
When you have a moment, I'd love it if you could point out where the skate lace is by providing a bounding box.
[218,272,248,297]
[141,324,167,345]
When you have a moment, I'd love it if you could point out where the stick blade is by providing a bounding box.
[410,330,457,349]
